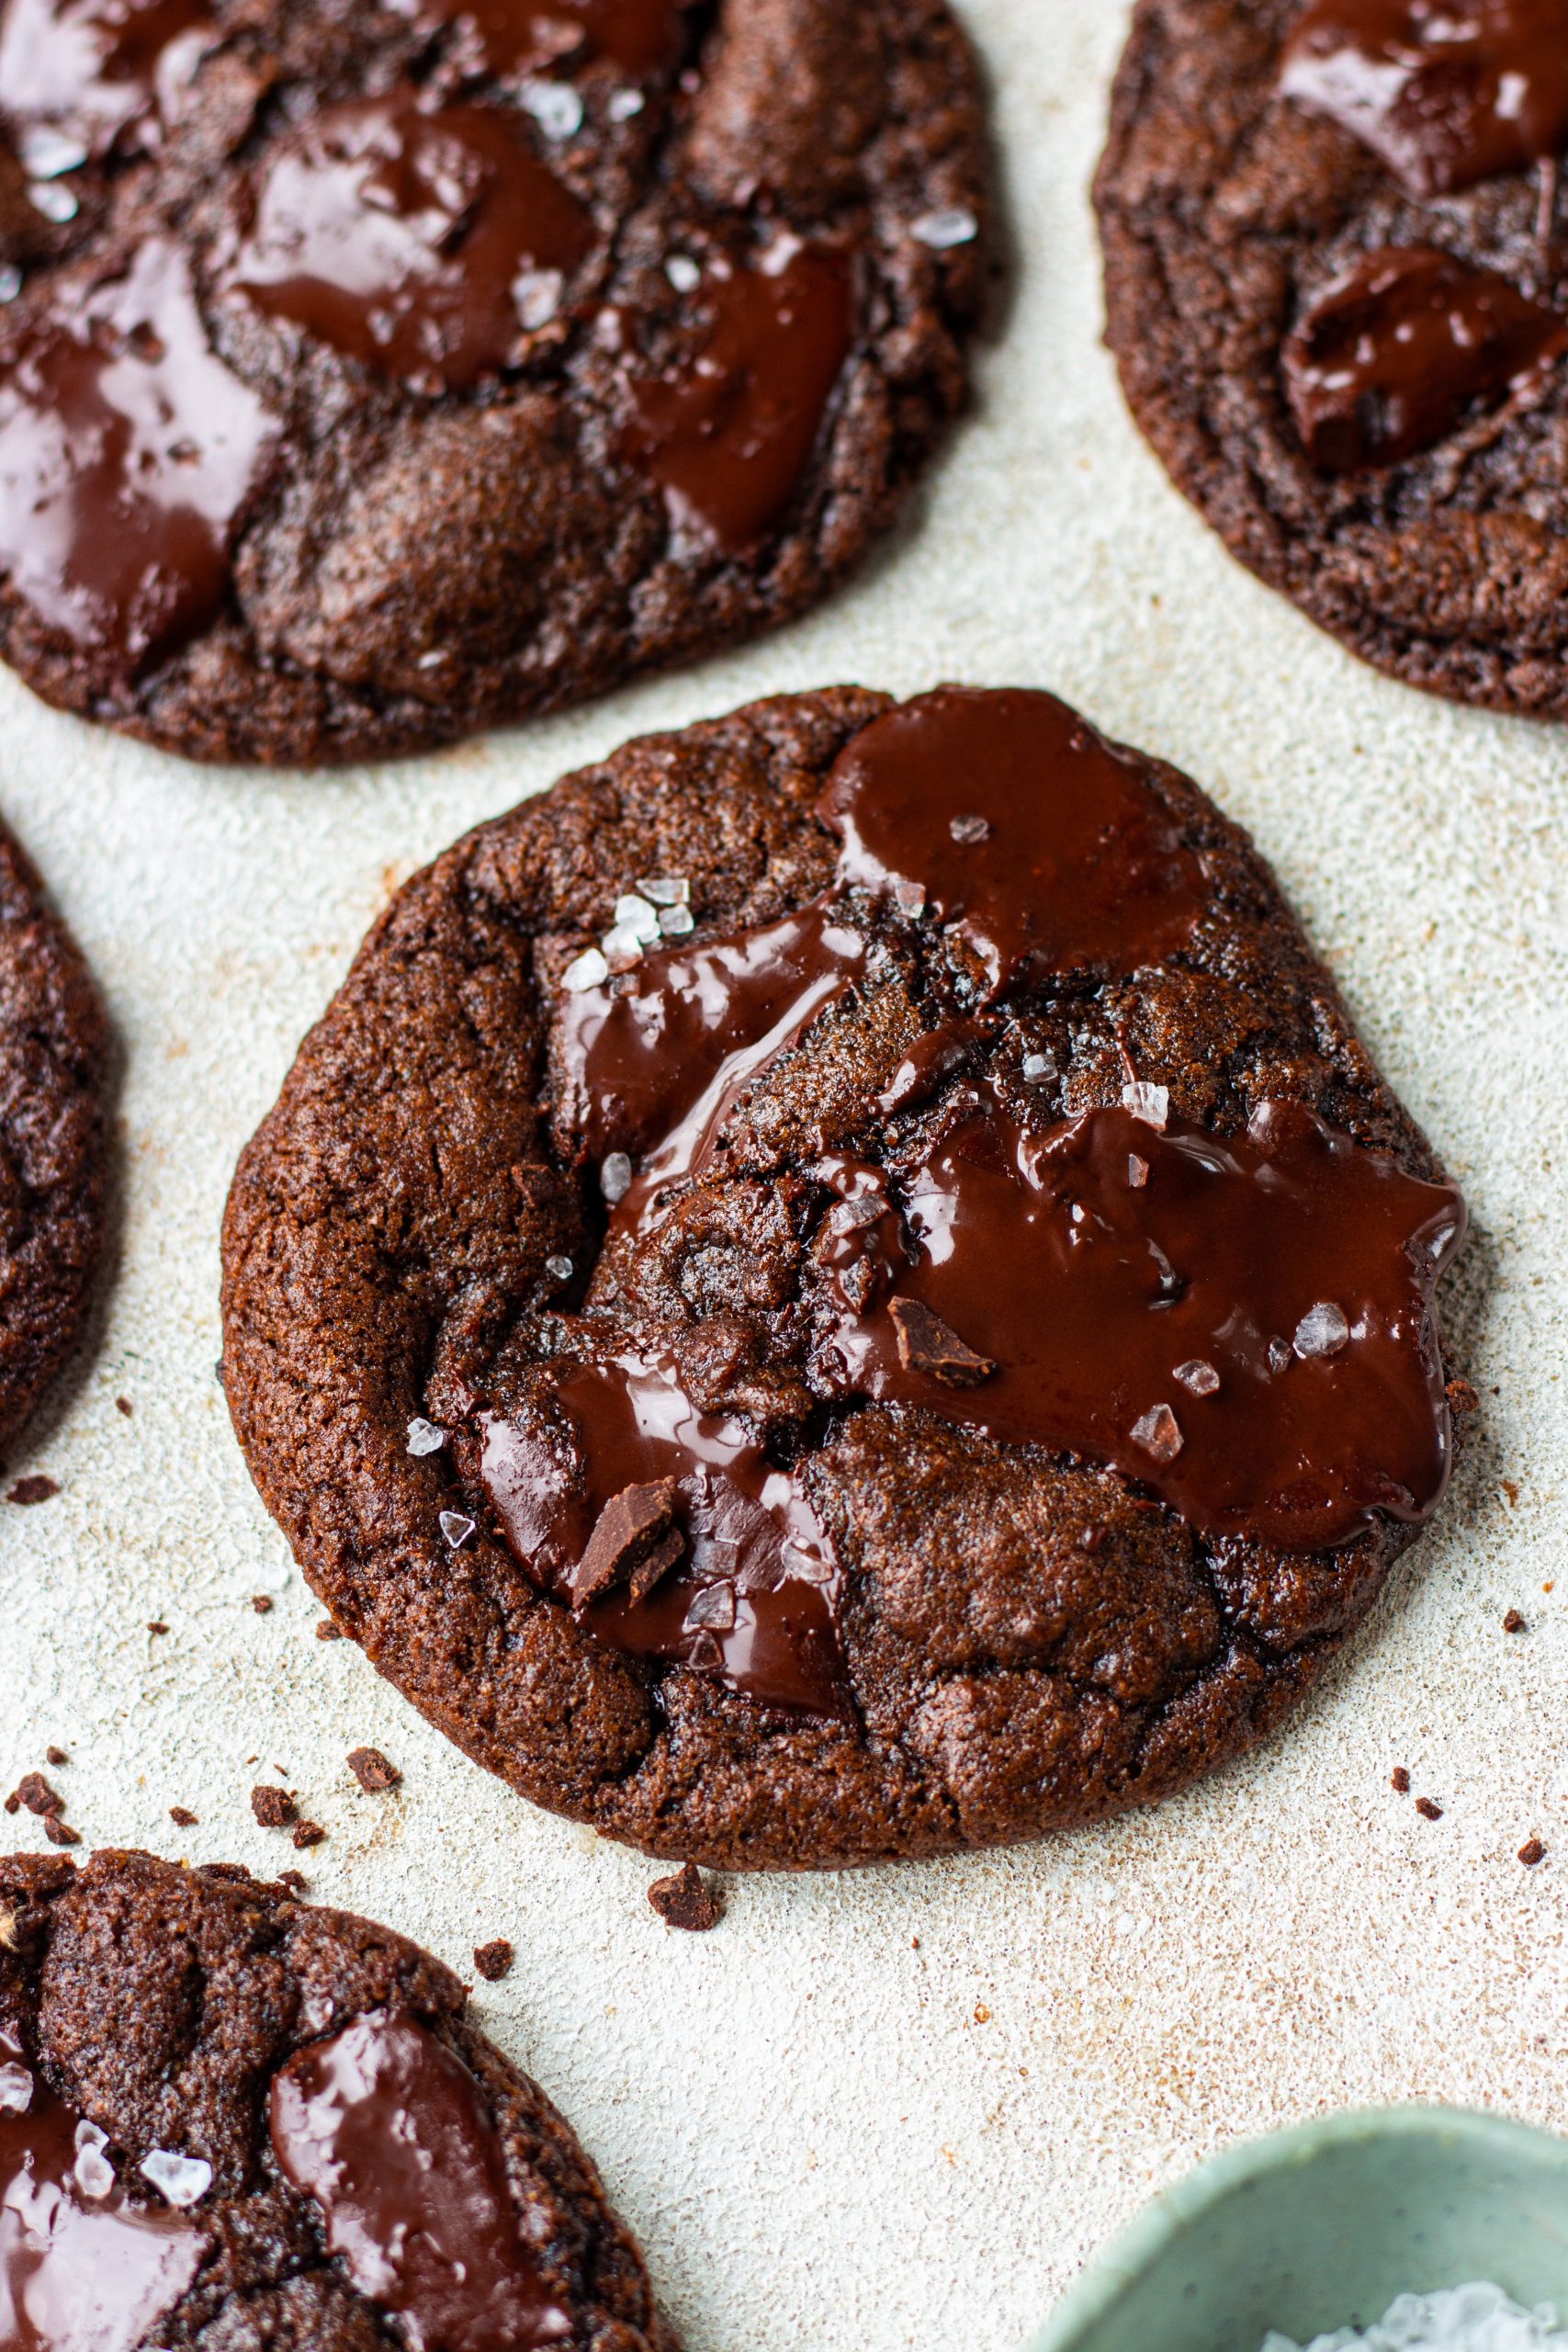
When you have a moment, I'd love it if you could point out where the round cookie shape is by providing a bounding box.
[0,1848,678,2349]
[220,685,1471,1871]
[0,812,108,1455]
[0,0,988,764]
[1095,0,1568,718]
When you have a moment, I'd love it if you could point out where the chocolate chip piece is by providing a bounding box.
[291,1821,326,1850]
[14,1773,62,1817]
[7,1476,58,1505]
[888,1298,996,1386]
[252,1595,274,1614]
[315,1618,343,1640]
[473,1939,513,1981]
[45,1747,67,1767]
[1391,1768,1410,1794]
[573,1478,682,1609]
[1519,1838,1546,1867]
[647,1861,721,1932]
[250,1785,296,1828]
[169,1806,198,1827]
[42,1815,80,1847]
[346,1747,400,1792]
[1504,1609,1526,1634]
[1415,1796,1443,1821]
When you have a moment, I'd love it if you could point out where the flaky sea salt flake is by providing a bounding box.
[659,903,694,936]
[606,86,645,120]
[521,79,582,138]
[601,923,644,972]
[0,2062,32,2113]
[513,267,563,330]
[665,254,701,292]
[1130,1403,1183,1464]
[546,1254,573,1282]
[1122,1081,1169,1130]
[949,813,990,843]
[601,1152,633,1204]
[637,876,690,905]
[1175,1359,1220,1396]
[561,946,609,993]
[141,2149,212,2208]
[615,892,662,944]
[406,1417,445,1457]
[74,2121,115,2199]
[439,1510,475,1550]
[912,206,978,249]
[1021,1052,1055,1083]
[894,879,926,917]
[1128,1154,1149,1189]
[28,180,78,222]
[1294,1301,1350,1360]
[0,266,22,303]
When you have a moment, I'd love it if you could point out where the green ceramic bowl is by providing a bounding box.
[1028,2108,1568,2352]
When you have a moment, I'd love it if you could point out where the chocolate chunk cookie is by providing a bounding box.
[0,1848,677,2348]
[0,0,987,765]
[0,814,108,1455]
[1095,0,1568,717]
[220,685,1470,1871]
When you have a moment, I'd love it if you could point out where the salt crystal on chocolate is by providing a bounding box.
[615,892,662,944]
[659,903,694,936]
[601,923,645,972]
[1128,1154,1149,1189]
[438,1510,475,1549]
[1175,1359,1221,1396]
[637,876,690,905]
[141,2149,213,2208]
[912,206,978,249]
[664,255,700,292]
[546,1254,574,1281]
[1131,1403,1183,1463]
[521,79,582,138]
[606,86,644,120]
[602,1152,633,1203]
[0,2061,32,2113]
[949,813,990,842]
[73,2120,114,2199]
[1122,1080,1169,1130]
[562,946,609,993]
[1294,1300,1350,1360]
[406,1417,445,1456]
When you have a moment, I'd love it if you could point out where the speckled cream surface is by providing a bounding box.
[4,5,1565,2348]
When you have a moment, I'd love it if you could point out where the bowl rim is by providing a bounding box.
[1027,2104,1568,2352]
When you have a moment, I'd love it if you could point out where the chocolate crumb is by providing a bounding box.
[1504,1609,1526,1634]
[252,1595,273,1614]
[45,1747,67,1767]
[1391,1768,1411,1794]
[7,1476,58,1505]
[116,1396,132,1417]
[2,1794,14,1815]
[1519,1838,1546,1866]
[474,1938,513,1981]
[1502,1478,1520,1506]
[346,1747,400,1792]
[169,1805,198,1827]
[573,1478,682,1609]
[315,1619,343,1641]
[888,1297,996,1385]
[276,1869,308,1893]
[42,1815,80,1848]
[647,1860,721,1932]
[250,1785,296,1828]
[14,1773,62,1817]
[291,1820,325,1849]
[1416,1796,1443,1821]
[147,1620,168,1636]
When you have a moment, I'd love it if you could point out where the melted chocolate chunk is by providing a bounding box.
[818,1093,1465,1553]
[480,1349,846,1715]
[0,239,276,677]
[1280,0,1568,198]
[269,2010,570,2352]
[416,0,684,78]
[1283,247,1568,473]
[0,0,212,177]
[621,240,854,551]
[818,687,1208,1000]
[0,2030,202,2350]
[225,93,592,394]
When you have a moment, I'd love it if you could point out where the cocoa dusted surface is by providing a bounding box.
[0,815,108,1454]
[1093,0,1568,718]
[0,0,988,766]
[220,687,1470,1872]
[0,1847,678,2349]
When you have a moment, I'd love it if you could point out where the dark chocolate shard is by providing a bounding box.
[887,1297,996,1386]
[647,1860,721,1931]
[572,1476,682,1608]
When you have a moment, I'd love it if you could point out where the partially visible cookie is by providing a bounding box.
[1095,0,1568,717]
[0,814,108,1455]
[0,1847,678,2350]
[0,0,988,764]
[221,684,1470,1871]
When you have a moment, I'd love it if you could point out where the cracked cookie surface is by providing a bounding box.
[1095,0,1568,718]
[220,685,1468,1871]
[0,1847,678,2348]
[0,0,987,764]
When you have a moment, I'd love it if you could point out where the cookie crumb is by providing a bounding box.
[1391,1767,1411,1793]
[474,1938,513,1981]
[7,1476,58,1505]
[276,1869,308,1893]
[647,1861,721,1931]
[14,1773,62,1817]
[45,1747,68,1767]
[147,1620,168,1636]
[1519,1838,1546,1867]
[169,1806,198,1828]
[1504,1609,1526,1634]
[252,1595,273,1614]
[346,1747,400,1792]
[250,1785,296,1829]
[1415,1796,1443,1821]
[42,1815,80,1848]
[315,1618,343,1641]
[116,1396,132,1417]
[291,1820,325,1849]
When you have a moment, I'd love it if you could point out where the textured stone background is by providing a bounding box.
[4,5,1565,2347]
